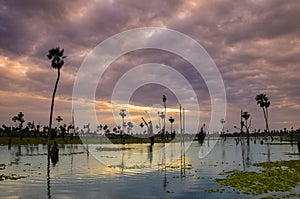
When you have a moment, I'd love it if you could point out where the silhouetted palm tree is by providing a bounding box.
[47,47,66,142]
[139,122,144,135]
[127,121,134,134]
[12,112,25,137]
[220,118,225,134]
[256,93,273,141]
[242,111,250,144]
[169,116,175,134]
[220,118,226,141]
[56,116,63,125]
[162,95,167,134]
[241,112,250,128]
[119,109,126,134]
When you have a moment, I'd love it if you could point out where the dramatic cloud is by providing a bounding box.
[0,0,299,132]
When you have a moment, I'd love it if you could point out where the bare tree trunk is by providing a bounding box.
[48,69,60,147]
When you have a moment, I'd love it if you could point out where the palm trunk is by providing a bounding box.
[246,120,249,145]
[266,108,273,141]
[262,107,273,141]
[265,108,270,132]
[48,69,60,146]
[19,123,23,139]
[163,102,166,140]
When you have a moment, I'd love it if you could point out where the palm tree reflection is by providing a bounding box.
[148,145,153,166]
[241,140,251,170]
[47,155,51,199]
[162,143,167,190]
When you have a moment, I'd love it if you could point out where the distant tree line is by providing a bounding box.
[1,111,299,142]
[0,112,79,140]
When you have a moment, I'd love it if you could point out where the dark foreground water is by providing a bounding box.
[0,138,300,199]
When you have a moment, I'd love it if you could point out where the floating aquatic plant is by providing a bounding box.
[0,174,27,181]
[95,147,133,151]
[108,164,147,169]
[61,152,85,156]
[0,164,5,170]
[214,160,300,195]
[284,152,300,156]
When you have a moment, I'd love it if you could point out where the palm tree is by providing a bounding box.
[127,121,134,134]
[162,95,167,134]
[139,122,144,135]
[241,111,250,144]
[169,116,175,134]
[220,118,226,141]
[12,112,25,138]
[97,124,103,134]
[159,112,165,139]
[255,93,273,141]
[241,112,250,128]
[47,47,66,143]
[56,116,63,128]
[220,118,225,134]
[119,109,126,134]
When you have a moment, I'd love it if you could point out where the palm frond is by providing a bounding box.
[47,47,66,69]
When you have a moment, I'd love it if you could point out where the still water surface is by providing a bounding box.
[0,138,300,198]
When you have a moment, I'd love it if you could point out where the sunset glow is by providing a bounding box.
[0,0,299,132]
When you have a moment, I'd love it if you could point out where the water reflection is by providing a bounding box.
[148,145,153,166]
[121,150,124,173]
[0,139,300,198]
[14,145,21,165]
[180,138,186,177]
[50,153,59,166]
[221,139,226,163]
[267,143,271,162]
[240,139,252,170]
[47,155,51,199]
[162,143,167,190]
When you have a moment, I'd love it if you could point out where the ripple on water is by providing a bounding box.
[0,139,300,198]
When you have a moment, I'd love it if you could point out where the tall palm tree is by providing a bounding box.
[162,95,167,133]
[220,118,225,134]
[47,47,66,143]
[256,93,273,141]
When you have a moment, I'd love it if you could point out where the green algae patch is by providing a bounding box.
[282,193,300,198]
[284,152,300,156]
[214,160,300,195]
[61,151,85,156]
[95,147,133,151]
[108,164,147,169]
[203,189,220,193]
[266,142,292,145]
[0,164,5,170]
[0,174,27,181]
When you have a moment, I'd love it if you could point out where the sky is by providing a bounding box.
[0,0,299,133]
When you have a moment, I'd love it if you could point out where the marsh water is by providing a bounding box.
[1,138,300,198]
